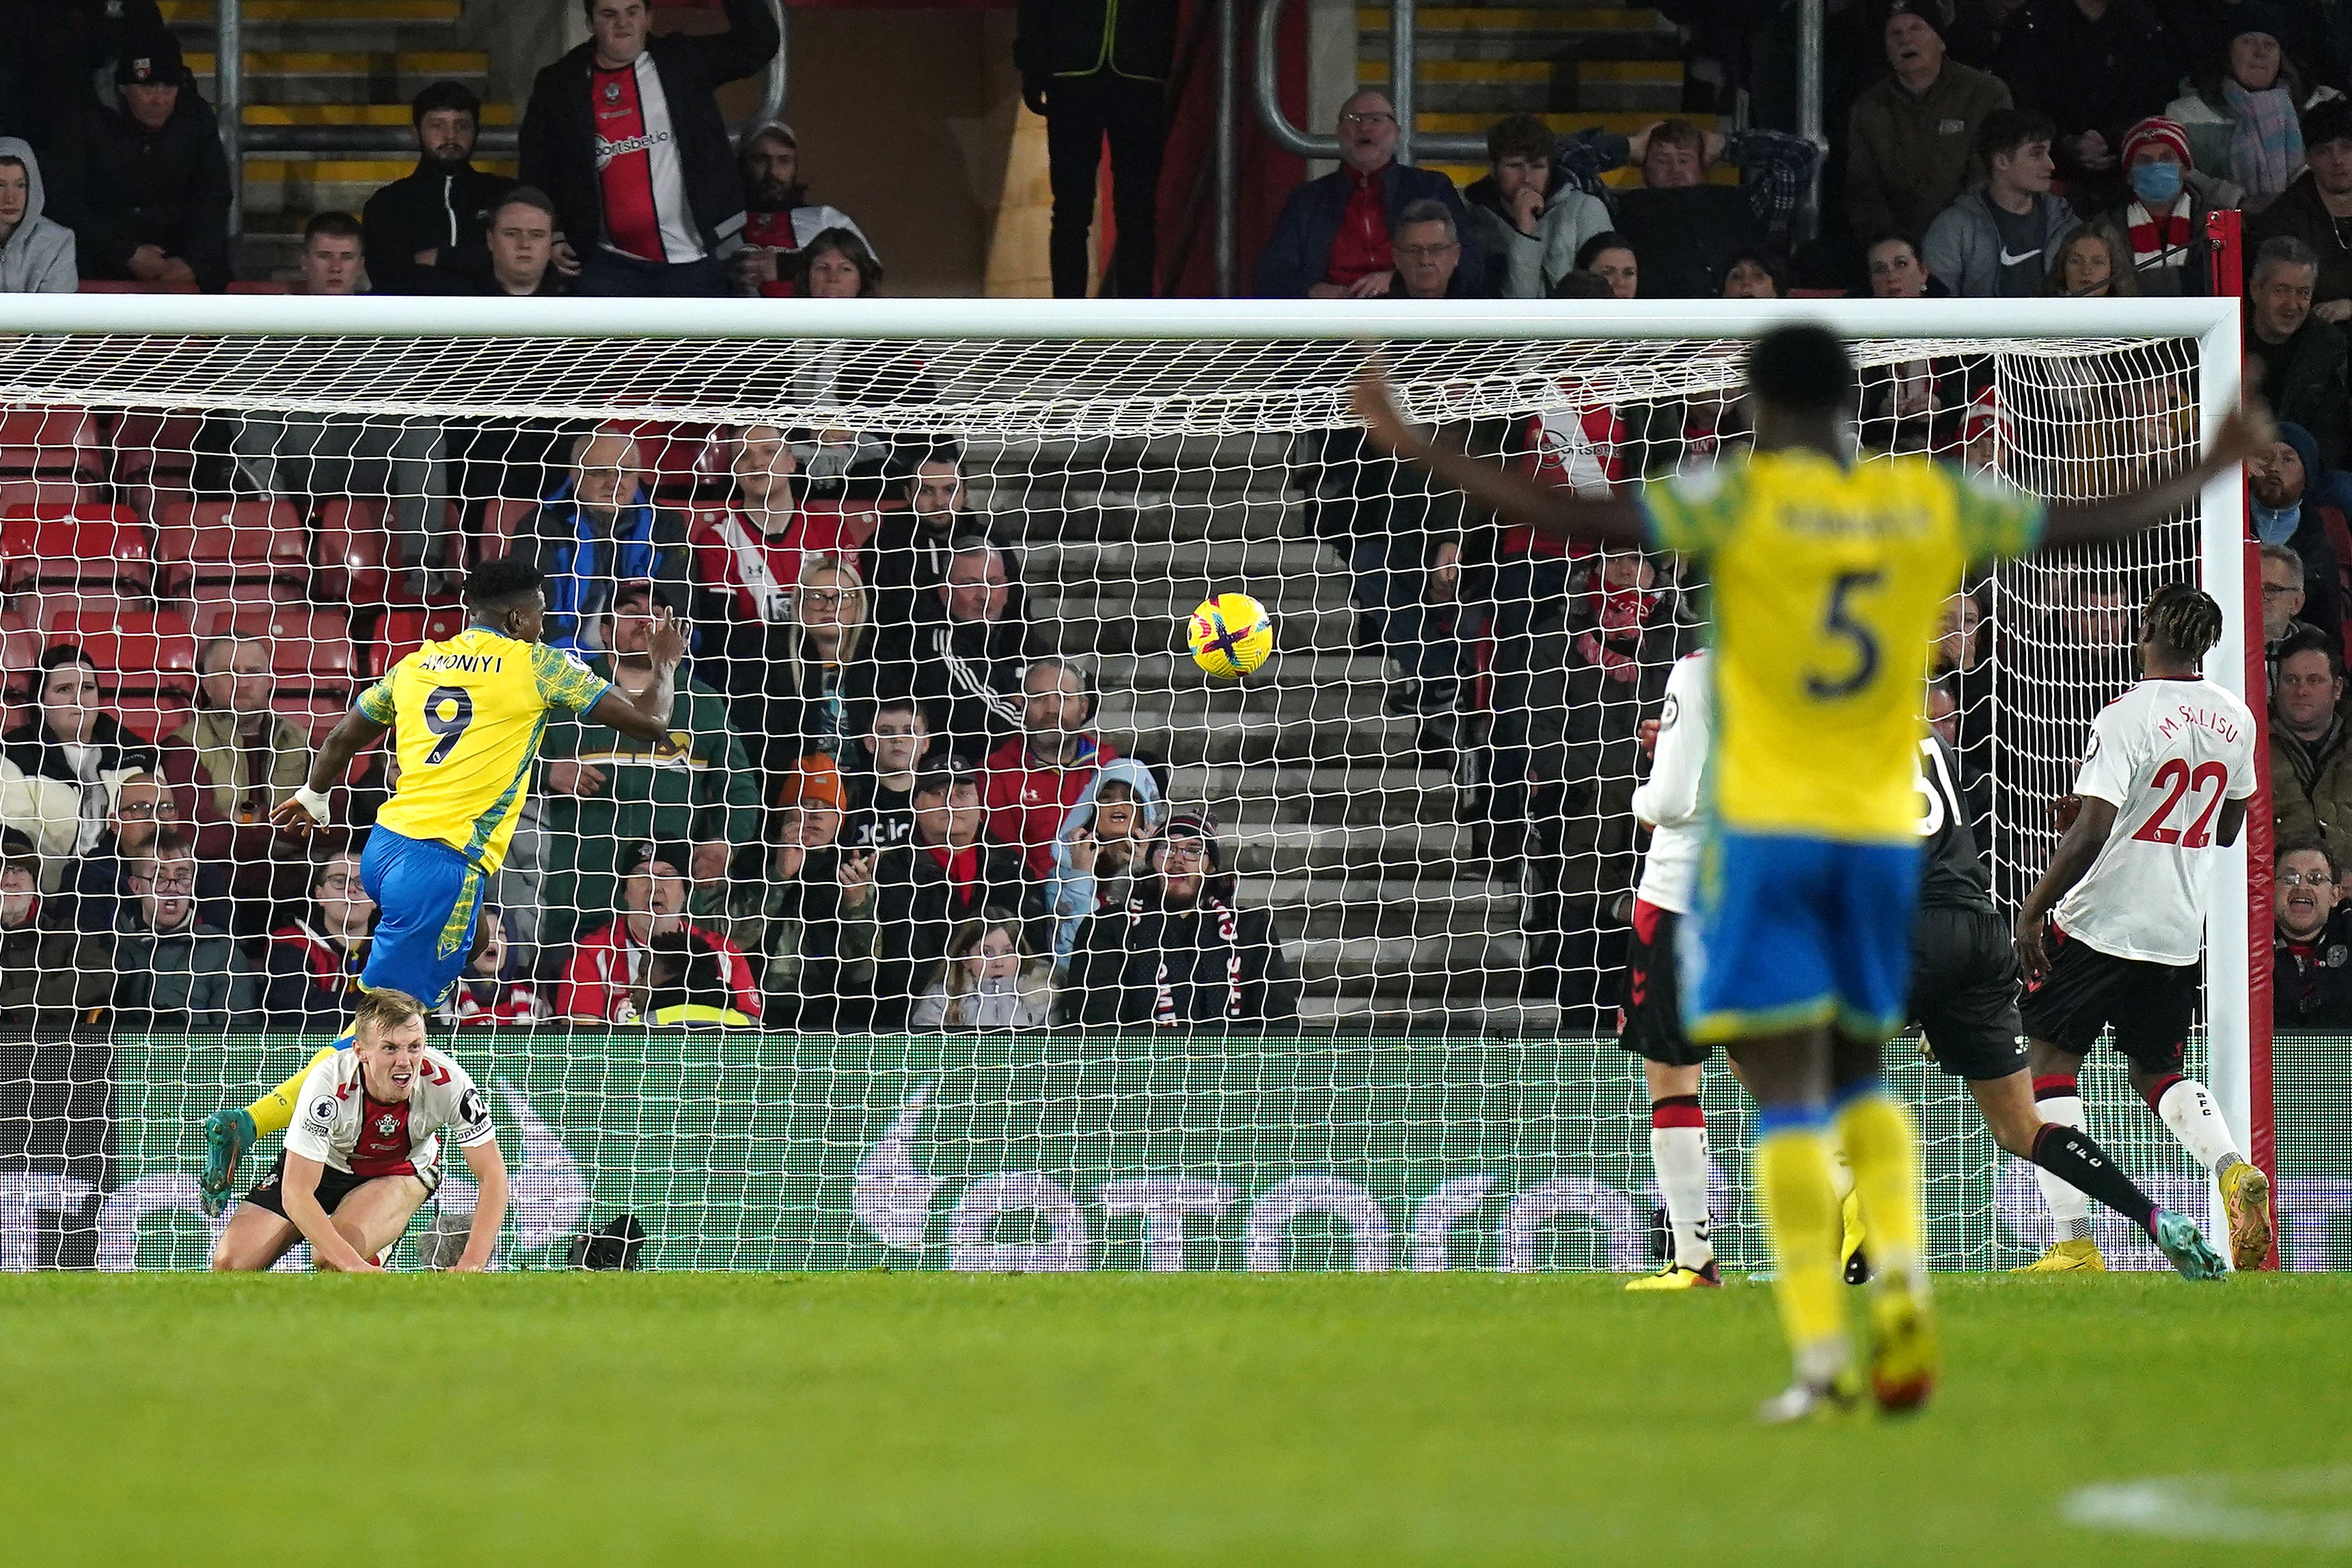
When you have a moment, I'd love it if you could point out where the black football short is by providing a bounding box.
[243,1152,437,1221]
[2015,923,2195,1074]
[1617,898,1709,1067]
[1906,905,2028,1081]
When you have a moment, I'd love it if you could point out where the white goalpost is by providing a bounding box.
[0,294,2263,1273]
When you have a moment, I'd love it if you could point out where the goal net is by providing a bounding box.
[0,295,2308,1274]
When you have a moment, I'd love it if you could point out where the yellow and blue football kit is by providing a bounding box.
[356,627,610,1006]
[1640,448,2045,1044]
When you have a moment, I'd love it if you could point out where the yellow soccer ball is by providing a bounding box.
[1188,592,1274,680]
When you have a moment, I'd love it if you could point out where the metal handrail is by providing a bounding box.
[212,0,786,228]
[1252,0,1488,165]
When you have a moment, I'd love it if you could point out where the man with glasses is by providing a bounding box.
[1252,90,1481,299]
[92,829,257,1034]
[2274,841,2352,1028]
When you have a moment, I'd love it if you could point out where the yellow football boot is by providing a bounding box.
[2219,1159,2273,1273]
[1866,1274,1939,1415]
[2017,1237,2107,1273]
[1625,1261,1723,1291]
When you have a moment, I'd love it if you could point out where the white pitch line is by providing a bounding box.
[2063,1468,2352,1548]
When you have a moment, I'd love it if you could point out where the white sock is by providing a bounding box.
[1650,1123,1713,1269]
[1826,1140,1855,1205]
[2033,1093,2094,1243]
[2156,1078,2243,1174]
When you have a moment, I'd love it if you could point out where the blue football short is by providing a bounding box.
[359,827,487,1009]
[1679,829,1922,1045]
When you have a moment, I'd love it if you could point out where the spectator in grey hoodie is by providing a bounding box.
[0,138,75,293]
[1923,108,2080,298]
[1461,113,1609,299]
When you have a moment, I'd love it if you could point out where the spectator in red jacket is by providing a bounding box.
[981,654,1117,879]
[557,840,761,1022]
[441,905,549,1027]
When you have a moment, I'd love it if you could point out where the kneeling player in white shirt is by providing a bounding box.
[2015,585,2271,1274]
[210,989,510,1274]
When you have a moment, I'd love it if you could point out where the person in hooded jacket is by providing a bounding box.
[42,32,229,292]
[903,538,1045,765]
[1045,756,1166,967]
[0,138,74,292]
[1063,812,1297,1030]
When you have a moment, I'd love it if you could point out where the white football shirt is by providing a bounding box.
[2052,676,2258,965]
[1632,650,1710,915]
[284,1044,497,1180]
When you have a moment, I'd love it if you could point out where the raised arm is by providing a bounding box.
[1351,363,1650,546]
[2038,403,2276,549]
[585,609,690,746]
[268,708,392,836]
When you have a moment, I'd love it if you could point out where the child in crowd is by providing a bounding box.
[908,909,1053,1030]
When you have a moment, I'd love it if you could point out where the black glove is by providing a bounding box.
[1022,74,1050,117]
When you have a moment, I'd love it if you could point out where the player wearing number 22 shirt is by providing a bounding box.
[197,558,690,1216]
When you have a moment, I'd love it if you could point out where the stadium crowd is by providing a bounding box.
[1,0,2351,1036]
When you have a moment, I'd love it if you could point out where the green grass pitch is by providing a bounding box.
[5,1272,2347,1565]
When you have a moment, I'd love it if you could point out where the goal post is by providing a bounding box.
[0,293,2278,1272]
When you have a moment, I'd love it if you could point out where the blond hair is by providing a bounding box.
[352,987,427,1039]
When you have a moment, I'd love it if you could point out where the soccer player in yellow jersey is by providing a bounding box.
[1356,326,2271,1420]
[197,557,689,1214]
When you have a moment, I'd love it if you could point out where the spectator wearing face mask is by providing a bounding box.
[2088,118,2232,298]
[0,138,75,293]
[2273,840,2352,1028]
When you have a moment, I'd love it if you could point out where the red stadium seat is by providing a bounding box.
[802,499,890,553]
[0,504,154,595]
[215,605,357,700]
[0,407,104,476]
[312,498,394,605]
[370,606,469,676]
[64,625,198,740]
[152,499,307,596]
[185,583,297,637]
[112,413,204,484]
[45,607,193,645]
[0,476,102,514]
[625,420,726,501]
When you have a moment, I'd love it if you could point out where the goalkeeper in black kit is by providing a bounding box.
[1900,728,2225,1278]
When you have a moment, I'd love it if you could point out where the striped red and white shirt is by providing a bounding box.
[591,56,705,264]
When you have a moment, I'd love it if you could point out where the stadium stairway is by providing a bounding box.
[995,432,1559,1036]
[161,0,514,281]
[1357,2,1729,194]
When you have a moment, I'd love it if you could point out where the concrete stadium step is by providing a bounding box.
[1020,535,1336,588]
[242,155,516,216]
[1245,875,1522,939]
[1357,4,1678,61]
[165,0,470,52]
[1053,598,1358,659]
[1292,935,1528,996]
[1175,761,1460,825]
[1216,817,1473,877]
[243,102,515,128]
[1094,650,1391,700]
[1360,57,1684,115]
[189,51,491,105]
[998,495,1299,548]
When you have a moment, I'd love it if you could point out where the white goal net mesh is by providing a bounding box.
[0,320,2243,1273]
